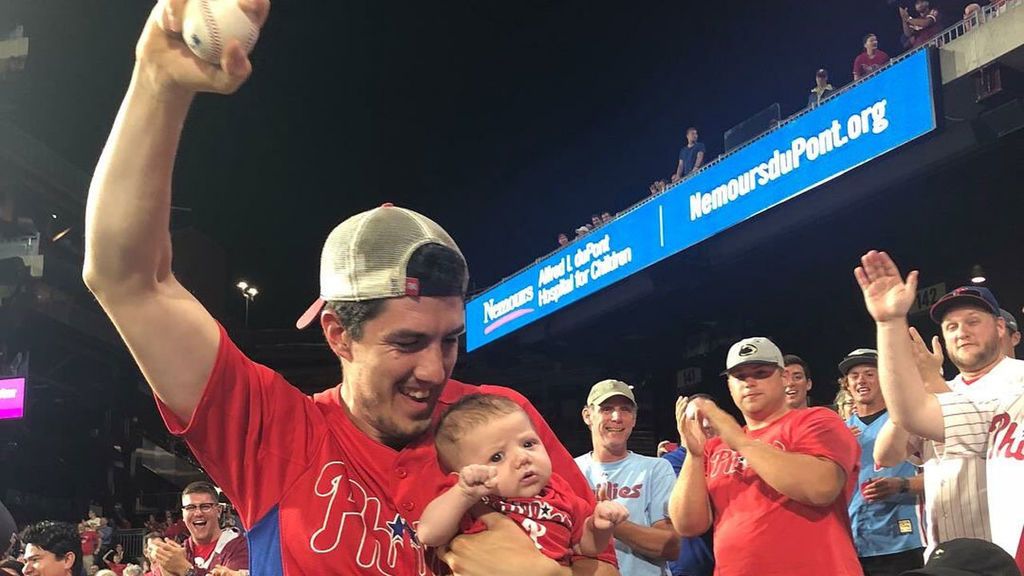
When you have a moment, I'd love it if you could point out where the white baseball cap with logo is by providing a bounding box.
[722,337,785,375]
[295,203,468,329]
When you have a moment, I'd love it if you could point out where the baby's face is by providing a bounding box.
[455,410,553,498]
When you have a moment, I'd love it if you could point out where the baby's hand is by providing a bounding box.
[457,464,499,500]
[592,500,630,530]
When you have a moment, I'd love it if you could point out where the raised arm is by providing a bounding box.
[83,0,269,423]
[418,465,496,548]
[855,251,945,441]
[873,419,915,468]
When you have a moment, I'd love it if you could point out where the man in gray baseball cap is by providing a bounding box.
[1000,309,1020,359]
[669,337,861,575]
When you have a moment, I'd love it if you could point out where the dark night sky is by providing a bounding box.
[5,0,948,327]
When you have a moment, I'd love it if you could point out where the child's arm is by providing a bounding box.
[576,500,629,557]
[417,464,498,547]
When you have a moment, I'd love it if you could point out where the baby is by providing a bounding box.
[418,394,628,565]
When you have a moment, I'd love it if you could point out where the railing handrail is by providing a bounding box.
[469,0,1022,301]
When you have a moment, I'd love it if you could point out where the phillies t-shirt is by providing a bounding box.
[81,530,99,555]
[853,50,890,79]
[937,383,1024,572]
[459,472,592,565]
[575,451,676,576]
[154,325,615,575]
[704,407,862,575]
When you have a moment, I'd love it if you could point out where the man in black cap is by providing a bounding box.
[840,348,925,575]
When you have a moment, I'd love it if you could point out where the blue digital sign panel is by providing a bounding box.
[466,49,937,351]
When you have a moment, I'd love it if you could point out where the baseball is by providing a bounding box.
[181,0,260,64]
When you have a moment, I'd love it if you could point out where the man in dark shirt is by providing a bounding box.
[900,0,941,48]
[672,127,706,182]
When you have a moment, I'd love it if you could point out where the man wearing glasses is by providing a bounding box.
[669,337,862,575]
[150,482,249,576]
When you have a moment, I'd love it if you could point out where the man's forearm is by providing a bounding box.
[84,68,192,294]
[612,521,679,561]
[907,16,934,27]
[877,320,945,441]
[733,440,843,507]
[874,419,912,467]
[668,456,711,537]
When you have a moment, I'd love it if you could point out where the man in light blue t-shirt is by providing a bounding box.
[575,379,680,576]
[840,348,925,576]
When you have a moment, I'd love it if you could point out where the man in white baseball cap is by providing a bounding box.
[82,3,615,574]
[669,337,861,575]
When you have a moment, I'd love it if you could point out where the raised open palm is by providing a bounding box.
[854,250,919,323]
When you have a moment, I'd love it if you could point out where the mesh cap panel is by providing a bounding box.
[319,205,467,301]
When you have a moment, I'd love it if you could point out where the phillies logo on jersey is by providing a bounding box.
[708,439,787,478]
[484,498,571,526]
[989,413,1024,461]
[595,482,644,499]
[310,460,428,576]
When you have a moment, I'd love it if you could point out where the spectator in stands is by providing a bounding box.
[867,269,1021,555]
[669,337,861,574]
[601,212,613,225]
[0,559,23,576]
[78,523,99,574]
[839,348,925,575]
[96,571,116,576]
[557,233,569,247]
[672,128,706,183]
[19,521,82,576]
[834,386,856,420]
[660,442,715,576]
[122,567,142,576]
[650,179,668,196]
[782,354,813,409]
[808,69,835,109]
[150,482,248,576]
[591,214,602,229]
[96,520,112,553]
[1000,309,1019,358]
[575,224,591,239]
[901,0,941,49]
[575,379,681,575]
[142,516,162,535]
[853,33,890,81]
[101,544,126,576]
[964,3,982,29]
[160,514,184,544]
[142,532,162,576]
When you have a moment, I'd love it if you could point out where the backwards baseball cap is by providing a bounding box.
[722,337,785,375]
[1001,308,1018,333]
[295,204,468,329]
[838,348,878,376]
[586,379,636,406]
[929,286,1000,324]
[900,538,1020,576]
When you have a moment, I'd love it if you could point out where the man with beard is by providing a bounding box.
[873,284,1024,555]
[840,349,924,575]
[857,252,1024,571]
[783,354,813,409]
[1000,309,1019,359]
[149,482,248,576]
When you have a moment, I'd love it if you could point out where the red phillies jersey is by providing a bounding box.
[704,407,862,575]
[155,325,615,575]
[459,472,593,565]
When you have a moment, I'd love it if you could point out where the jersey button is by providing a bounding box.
[396,468,408,478]
[402,501,414,511]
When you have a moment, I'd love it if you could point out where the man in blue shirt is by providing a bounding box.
[575,380,680,576]
[672,128,706,183]
[841,348,925,576]
[660,446,714,576]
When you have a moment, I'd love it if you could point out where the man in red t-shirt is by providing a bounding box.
[853,33,891,81]
[150,482,248,576]
[78,523,99,573]
[669,337,862,575]
[82,3,617,574]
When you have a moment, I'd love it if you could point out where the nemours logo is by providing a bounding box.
[482,286,535,335]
